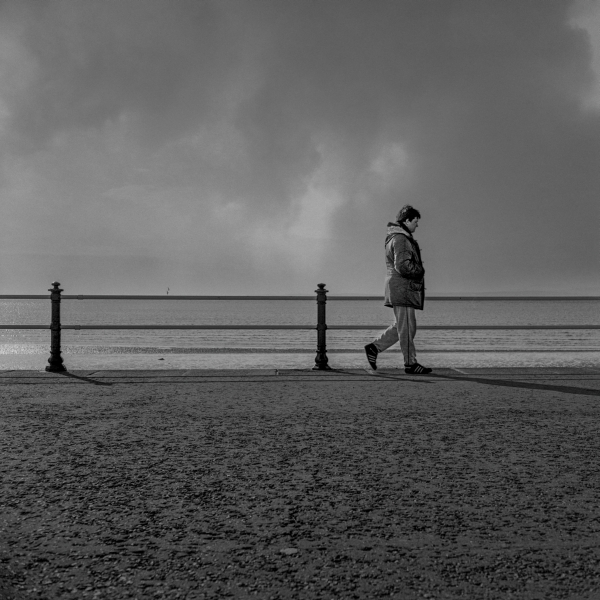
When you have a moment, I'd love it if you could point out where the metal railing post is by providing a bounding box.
[46,282,66,373]
[313,283,331,370]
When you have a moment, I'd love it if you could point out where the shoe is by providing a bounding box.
[364,343,379,370]
[405,363,432,375]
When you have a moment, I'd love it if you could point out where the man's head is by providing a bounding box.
[396,205,421,233]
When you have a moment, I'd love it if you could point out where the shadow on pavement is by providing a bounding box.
[57,372,113,386]
[329,368,433,384]
[430,372,600,397]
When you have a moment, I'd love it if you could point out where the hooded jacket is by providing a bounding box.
[383,222,425,309]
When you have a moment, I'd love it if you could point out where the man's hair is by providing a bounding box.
[396,205,421,224]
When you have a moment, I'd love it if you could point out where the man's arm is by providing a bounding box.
[393,236,424,280]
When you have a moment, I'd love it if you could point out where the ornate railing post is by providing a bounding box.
[46,282,66,373]
[313,283,331,370]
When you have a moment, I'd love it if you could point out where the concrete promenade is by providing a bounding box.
[1,367,600,599]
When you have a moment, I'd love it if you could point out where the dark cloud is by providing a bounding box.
[2,0,238,142]
[0,0,598,293]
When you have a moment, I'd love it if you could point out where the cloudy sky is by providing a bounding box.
[0,0,599,295]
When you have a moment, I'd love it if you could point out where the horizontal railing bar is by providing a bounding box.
[0,325,312,330]
[0,295,51,299]
[66,325,315,330]
[328,296,600,301]
[61,295,317,300]
[0,325,50,329]
[1,325,599,330]
[2,295,599,301]
[328,325,600,330]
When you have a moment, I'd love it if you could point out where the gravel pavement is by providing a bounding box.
[1,367,600,600]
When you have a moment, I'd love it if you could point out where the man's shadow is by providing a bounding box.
[430,372,600,398]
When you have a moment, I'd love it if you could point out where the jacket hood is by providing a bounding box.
[385,222,412,245]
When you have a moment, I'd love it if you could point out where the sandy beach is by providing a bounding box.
[1,367,600,599]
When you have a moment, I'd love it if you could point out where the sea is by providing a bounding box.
[0,299,599,370]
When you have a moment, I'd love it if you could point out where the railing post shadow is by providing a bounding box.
[46,281,66,373]
[313,283,331,370]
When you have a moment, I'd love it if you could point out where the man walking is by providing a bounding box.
[365,205,432,374]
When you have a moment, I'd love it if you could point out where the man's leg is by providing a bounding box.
[371,321,400,353]
[395,305,417,367]
[396,306,433,374]
[365,313,400,370]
